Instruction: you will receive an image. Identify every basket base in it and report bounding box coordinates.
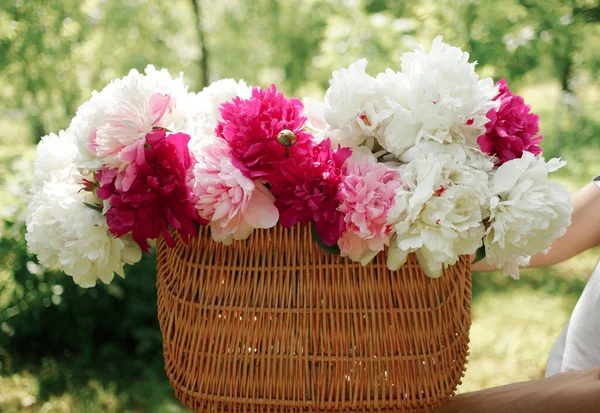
[171,386,445,413]
[156,225,471,413]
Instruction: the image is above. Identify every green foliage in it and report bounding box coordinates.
[0,160,158,360]
[2,0,598,143]
[0,0,198,142]
[0,159,177,411]
[203,0,331,95]
[0,366,190,412]
[411,0,600,89]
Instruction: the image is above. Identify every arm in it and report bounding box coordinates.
[435,367,600,413]
[473,181,600,272]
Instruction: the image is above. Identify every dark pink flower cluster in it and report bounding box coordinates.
[216,84,313,181]
[270,139,352,247]
[477,79,543,164]
[216,85,351,247]
[97,129,204,252]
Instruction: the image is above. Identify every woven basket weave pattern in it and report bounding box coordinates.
[156,225,471,412]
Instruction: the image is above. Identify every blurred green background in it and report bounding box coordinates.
[1,0,599,411]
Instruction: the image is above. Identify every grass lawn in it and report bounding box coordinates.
[1,81,598,411]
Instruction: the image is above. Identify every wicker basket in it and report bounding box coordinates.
[156,224,471,412]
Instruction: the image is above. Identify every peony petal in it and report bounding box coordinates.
[358,248,379,266]
[149,92,171,125]
[116,165,138,192]
[233,219,254,241]
[415,249,443,278]
[303,97,328,131]
[493,159,526,195]
[386,237,410,271]
[243,187,279,229]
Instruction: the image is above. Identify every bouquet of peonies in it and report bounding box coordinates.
[26,37,572,287]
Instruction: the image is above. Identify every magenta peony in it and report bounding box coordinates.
[271,139,351,247]
[190,137,279,244]
[216,85,312,180]
[338,148,401,264]
[477,79,543,164]
[97,129,202,252]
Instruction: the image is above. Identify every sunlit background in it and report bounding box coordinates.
[1,0,599,411]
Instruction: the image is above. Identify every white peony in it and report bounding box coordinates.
[301,97,329,142]
[378,36,499,158]
[142,65,191,130]
[318,59,393,149]
[28,125,143,287]
[69,65,190,172]
[398,140,495,172]
[197,78,252,122]
[484,152,572,279]
[69,87,113,170]
[373,69,416,156]
[387,144,490,277]
[26,180,142,288]
[179,91,216,146]
[187,78,252,148]
[31,129,79,193]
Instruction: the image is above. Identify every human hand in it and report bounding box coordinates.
[435,366,600,413]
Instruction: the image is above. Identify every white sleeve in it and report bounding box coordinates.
[556,263,600,373]
[545,321,569,377]
[546,176,600,376]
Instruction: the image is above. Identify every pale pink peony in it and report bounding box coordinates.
[337,148,401,265]
[190,137,279,244]
[477,79,543,165]
[97,91,172,192]
[78,66,191,191]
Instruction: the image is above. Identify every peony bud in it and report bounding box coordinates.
[79,177,99,193]
[277,129,297,147]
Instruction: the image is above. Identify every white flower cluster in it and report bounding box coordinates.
[389,143,570,279]
[26,130,142,287]
[309,59,393,148]
[484,152,573,279]
[386,37,499,151]
[309,37,572,278]
[387,143,491,278]
[306,36,499,158]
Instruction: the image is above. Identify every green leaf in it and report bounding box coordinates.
[310,222,341,256]
[472,245,486,265]
[83,202,103,213]
[152,126,172,133]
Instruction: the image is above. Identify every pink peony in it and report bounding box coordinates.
[271,139,352,247]
[190,138,279,244]
[477,79,543,164]
[90,91,174,192]
[97,129,202,252]
[216,85,312,180]
[337,149,401,264]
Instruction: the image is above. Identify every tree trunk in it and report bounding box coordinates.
[30,116,46,144]
[190,0,209,89]
[560,54,573,93]
[464,3,477,55]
